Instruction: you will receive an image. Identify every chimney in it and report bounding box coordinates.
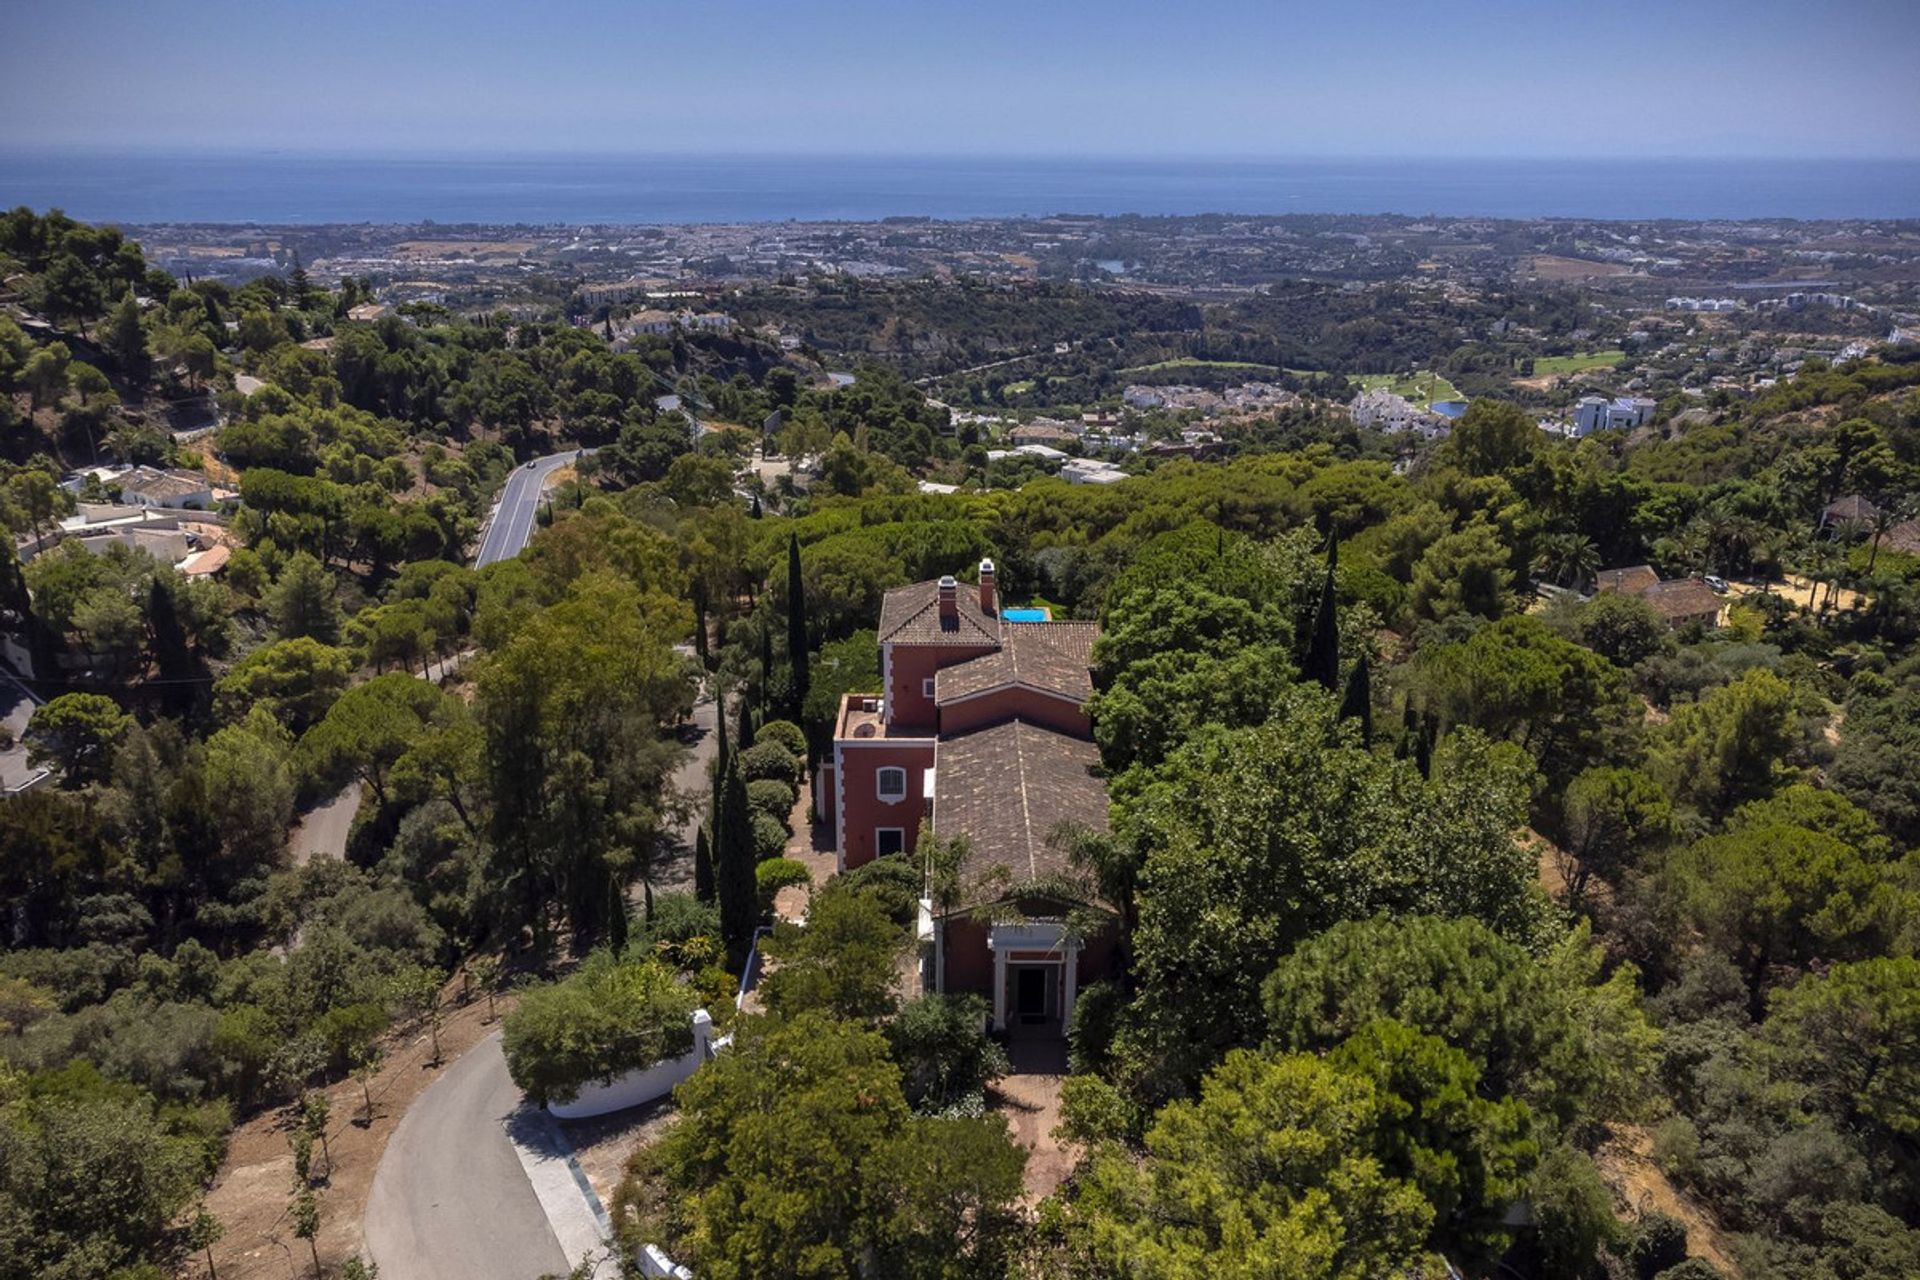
[937,575,958,626]
[978,559,996,615]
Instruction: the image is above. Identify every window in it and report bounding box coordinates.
[876,766,907,800]
[876,827,906,857]
[922,678,936,698]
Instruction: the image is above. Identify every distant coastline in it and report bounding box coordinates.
[2,152,1917,225]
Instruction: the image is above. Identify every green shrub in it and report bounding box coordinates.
[1655,1260,1723,1280]
[627,893,722,968]
[836,854,921,927]
[501,953,701,1107]
[748,778,797,826]
[752,812,789,860]
[754,719,807,759]
[1057,1073,1143,1148]
[1066,980,1124,1077]
[740,740,800,784]
[889,993,1007,1110]
[756,858,811,917]
[1625,1213,1689,1280]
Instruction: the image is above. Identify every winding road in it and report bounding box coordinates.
[474,451,585,569]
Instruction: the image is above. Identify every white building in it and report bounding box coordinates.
[1060,458,1127,485]
[1349,388,1445,438]
[117,466,214,510]
[1572,396,1658,438]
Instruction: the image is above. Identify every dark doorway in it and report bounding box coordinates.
[1016,966,1049,1023]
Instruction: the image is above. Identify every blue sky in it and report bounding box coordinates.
[4,0,1917,157]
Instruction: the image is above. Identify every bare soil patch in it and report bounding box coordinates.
[1596,1125,1742,1276]
[195,983,516,1280]
[1524,254,1635,281]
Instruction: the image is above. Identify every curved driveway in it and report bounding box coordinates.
[363,1032,569,1280]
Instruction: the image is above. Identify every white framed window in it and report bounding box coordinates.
[876,766,907,801]
[876,827,906,857]
[922,678,936,698]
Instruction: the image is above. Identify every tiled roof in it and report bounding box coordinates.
[119,467,210,501]
[934,719,1108,890]
[1641,577,1722,621]
[935,621,1098,705]
[1884,518,1920,556]
[1594,565,1660,597]
[1824,494,1880,523]
[877,578,1001,647]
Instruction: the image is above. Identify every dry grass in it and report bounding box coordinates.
[1524,254,1635,281]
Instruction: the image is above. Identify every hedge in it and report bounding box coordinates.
[501,953,701,1107]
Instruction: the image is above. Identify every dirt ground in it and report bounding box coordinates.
[990,1041,1075,1204]
[195,982,516,1280]
[1597,1126,1742,1276]
[1523,254,1636,281]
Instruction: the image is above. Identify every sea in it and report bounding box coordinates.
[1,153,1916,225]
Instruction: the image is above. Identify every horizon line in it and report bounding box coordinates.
[5,145,1920,164]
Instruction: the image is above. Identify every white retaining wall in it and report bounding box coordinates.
[546,1009,711,1120]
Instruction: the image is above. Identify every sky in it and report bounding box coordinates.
[3,0,1918,158]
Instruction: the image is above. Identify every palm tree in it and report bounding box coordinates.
[1865,499,1912,574]
[1802,541,1845,619]
[1531,532,1600,589]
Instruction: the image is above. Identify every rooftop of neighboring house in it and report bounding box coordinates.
[1640,577,1724,623]
[118,466,211,502]
[933,718,1109,900]
[1824,494,1880,523]
[1884,518,1920,556]
[1594,564,1661,597]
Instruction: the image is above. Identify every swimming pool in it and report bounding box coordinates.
[1003,607,1051,622]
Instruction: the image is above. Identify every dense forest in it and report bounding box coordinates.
[2,206,1920,1279]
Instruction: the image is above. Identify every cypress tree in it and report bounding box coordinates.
[737,690,755,754]
[1305,537,1340,692]
[749,493,763,519]
[147,578,200,719]
[693,824,715,903]
[786,533,809,719]
[715,750,756,966]
[759,623,773,708]
[1339,656,1372,746]
[691,579,710,670]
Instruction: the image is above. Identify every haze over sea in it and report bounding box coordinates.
[2,153,1918,226]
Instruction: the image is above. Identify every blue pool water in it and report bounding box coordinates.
[1003,608,1051,622]
[1431,400,1469,420]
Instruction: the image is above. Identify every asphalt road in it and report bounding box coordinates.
[474,451,581,569]
[362,1032,570,1280]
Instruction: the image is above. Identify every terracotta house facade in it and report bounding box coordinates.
[821,561,1112,1034]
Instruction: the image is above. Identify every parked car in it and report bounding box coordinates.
[1704,574,1729,593]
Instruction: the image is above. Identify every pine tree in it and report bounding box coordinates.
[786,533,810,719]
[105,291,149,380]
[715,750,756,966]
[694,824,715,902]
[1339,655,1372,746]
[1304,537,1341,692]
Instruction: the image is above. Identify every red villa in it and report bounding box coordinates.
[820,560,1114,1035]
